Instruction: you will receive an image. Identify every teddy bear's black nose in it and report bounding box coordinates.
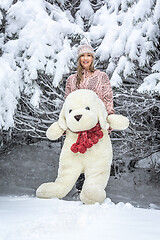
[74,114,82,121]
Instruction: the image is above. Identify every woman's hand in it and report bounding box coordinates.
[108,126,113,134]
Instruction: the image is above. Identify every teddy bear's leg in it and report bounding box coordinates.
[36,161,83,199]
[80,163,111,204]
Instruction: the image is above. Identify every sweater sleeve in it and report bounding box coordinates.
[64,75,72,99]
[100,73,115,115]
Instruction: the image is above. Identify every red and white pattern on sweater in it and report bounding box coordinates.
[65,70,115,115]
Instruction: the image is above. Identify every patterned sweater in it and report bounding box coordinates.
[65,69,115,115]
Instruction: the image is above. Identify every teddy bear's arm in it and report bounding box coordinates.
[107,114,129,130]
[46,122,65,140]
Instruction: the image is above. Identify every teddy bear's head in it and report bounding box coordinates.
[58,89,109,132]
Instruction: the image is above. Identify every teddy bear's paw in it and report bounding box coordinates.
[107,114,129,130]
[46,122,64,140]
[80,186,106,204]
[36,182,68,199]
[36,182,57,199]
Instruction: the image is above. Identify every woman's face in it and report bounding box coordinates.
[80,53,93,70]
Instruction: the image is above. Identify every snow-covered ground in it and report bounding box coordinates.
[0,196,160,240]
[0,142,160,240]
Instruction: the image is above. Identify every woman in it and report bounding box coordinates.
[65,44,115,193]
[65,44,115,115]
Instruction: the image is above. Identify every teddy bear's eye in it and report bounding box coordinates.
[85,107,90,110]
[69,109,72,113]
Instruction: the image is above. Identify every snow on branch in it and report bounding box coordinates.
[0,0,159,132]
[90,0,159,89]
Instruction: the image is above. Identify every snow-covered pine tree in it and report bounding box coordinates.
[0,0,159,172]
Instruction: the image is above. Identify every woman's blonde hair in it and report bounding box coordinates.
[76,56,95,88]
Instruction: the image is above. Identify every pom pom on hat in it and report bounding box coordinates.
[78,44,95,58]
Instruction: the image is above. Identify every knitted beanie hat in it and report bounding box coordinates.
[78,44,95,58]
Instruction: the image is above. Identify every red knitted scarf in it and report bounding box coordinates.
[71,122,103,154]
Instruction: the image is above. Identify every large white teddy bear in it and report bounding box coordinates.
[36,89,129,204]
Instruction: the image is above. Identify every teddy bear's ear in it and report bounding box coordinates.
[97,99,109,130]
[58,103,67,131]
